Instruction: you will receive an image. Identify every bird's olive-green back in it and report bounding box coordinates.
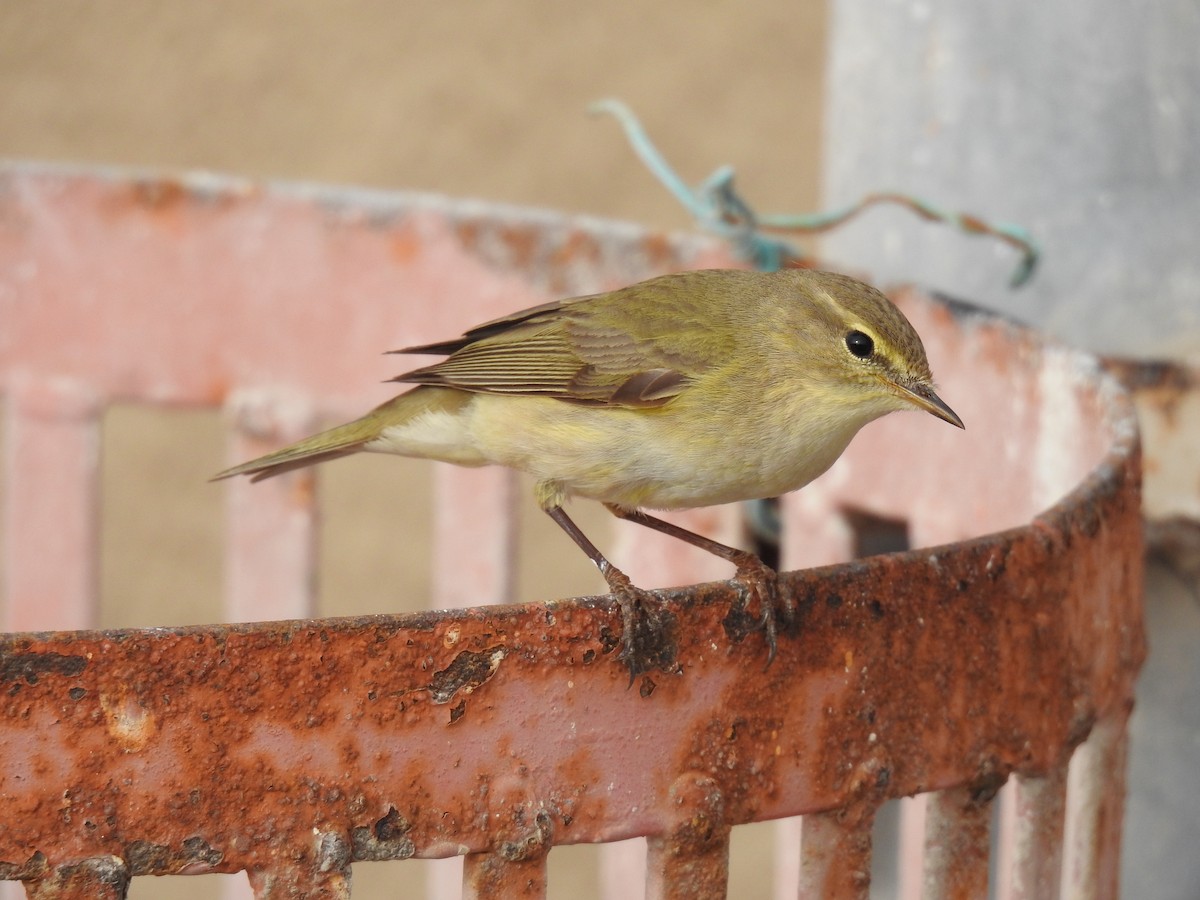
[390,268,931,408]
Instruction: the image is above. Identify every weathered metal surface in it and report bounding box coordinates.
[0,449,1143,890]
[20,856,128,900]
[1105,359,1200,525]
[1,378,101,632]
[223,394,321,624]
[0,165,731,414]
[644,774,729,900]
[1106,357,1200,591]
[922,785,993,900]
[797,810,874,900]
[0,166,1145,897]
[1062,716,1131,900]
[1003,767,1068,900]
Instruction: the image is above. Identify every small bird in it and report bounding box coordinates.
[215,268,962,676]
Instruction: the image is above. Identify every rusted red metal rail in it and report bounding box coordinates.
[0,166,1144,898]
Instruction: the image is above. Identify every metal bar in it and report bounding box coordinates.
[427,465,518,900]
[222,392,320,623]
[1,378,101,632]
[644,774,729,900]
[462,851,547,899]
[460,775,552,900]
[797,810,874,900]
[0,488,1142,888]
[895,795,927,900]
[600,839,646,900]
[772,818,801,900]
[922,785,994,899]
[1000,766,1068,900]
[1062,715,1131,900]
[0,166,1147,900]
[605,503,742,900]
[432,466,518,611]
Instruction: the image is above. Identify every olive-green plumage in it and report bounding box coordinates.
[215,268,959,505]
[215,268,961,673]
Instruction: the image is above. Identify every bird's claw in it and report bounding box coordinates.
[604,569,679,684]
[725,559,791,666]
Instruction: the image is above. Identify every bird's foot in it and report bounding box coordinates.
[724,556,792,665]
[602,567,679,684]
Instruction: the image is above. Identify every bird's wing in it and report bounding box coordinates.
[389,290,722,408]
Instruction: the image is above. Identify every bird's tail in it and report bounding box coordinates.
[211,419,376,483]
[212,386,467,483]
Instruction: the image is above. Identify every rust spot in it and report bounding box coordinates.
[0,651,86,685]
[132,178,187,210]
[639,676,657,699]
[99,692,157,751]
[351,806,416,861]
[390,228,422,264]
[125,837,222,876]
[640,232,676,270]
[549,229,602,271]
[0,851,48,882]
[373,806,408,841]
[427,646,506,704]
[1105,355,1199,428]
[498,809,553,862]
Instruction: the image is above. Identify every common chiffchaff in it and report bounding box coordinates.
[216,268,963,676]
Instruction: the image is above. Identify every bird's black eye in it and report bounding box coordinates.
[845,330,874,359]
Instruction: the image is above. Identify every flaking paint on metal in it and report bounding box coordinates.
[0,448,1141,879]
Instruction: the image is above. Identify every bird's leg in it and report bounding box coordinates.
[603,504,792,664]
[544,506,677,681]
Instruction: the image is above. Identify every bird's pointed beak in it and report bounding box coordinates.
[896,381,965,429]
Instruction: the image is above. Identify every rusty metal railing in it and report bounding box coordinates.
[0,166,1144,898]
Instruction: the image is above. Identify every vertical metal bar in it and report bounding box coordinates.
[600,839,647,900]
[1,377,101,631]
[428,856,466,900]
[645,832,730,900]
[922,785,993,900]
[462,852,548,900]
[797,809,875,900]
[460,784,552,900]
[222,392,320,623]
[645,775,730,900]
[428,465,518,900]
[431,466,518,610]
[895,795,927,900]
[773,818,801,900]
[778,496,857,900]
[221,393,321,900]
[1062,715,1130,900]
[996,765,1068,900]
[602,507,739,900]
[995,780,1019,900]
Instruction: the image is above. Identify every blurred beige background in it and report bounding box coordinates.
[0,3,826,898]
